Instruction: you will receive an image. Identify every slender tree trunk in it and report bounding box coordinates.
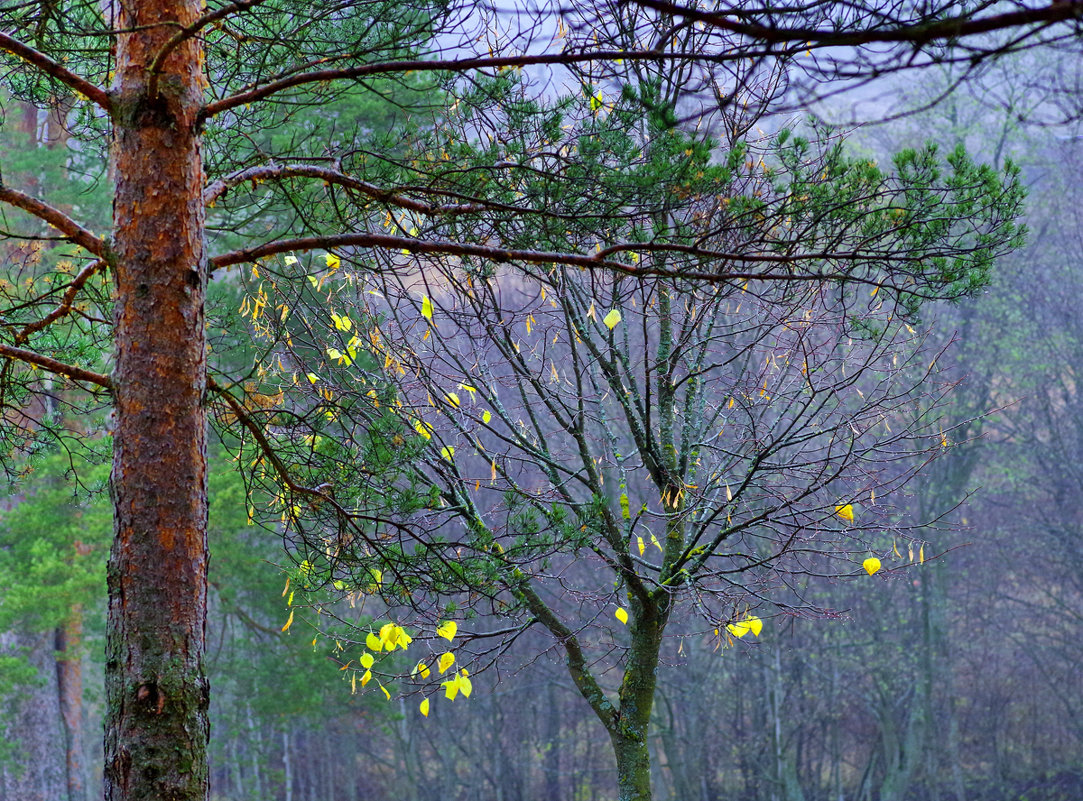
[610,596,668,801]
[0,629,67,801]
[103,2,210,801]
[56,615,88,801]
[542,682,561,801]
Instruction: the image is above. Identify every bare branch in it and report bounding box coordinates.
[0,186,108,259]
[202,49,745,119]
[0,342,111,389]
[629,0,1083,49]
[0,32,112,112]
[204,163,489,215]
[14,259,108,345]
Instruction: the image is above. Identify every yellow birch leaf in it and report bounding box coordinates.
[603,308,622,329]
[615,607,629,624]
[324,252,340,270]
[863,557,882,576]
[440,446,455,461]
[445,392,460,408]
[360,652,374,669]
[727,620,751,638]
[637,536,645,556]
[420,698,430,717]
[490,458,497,482]
[366,632,382,651]
[436,621,458,641]
[361,670,371,687]
[482,409,492,424]
[444,676,460,700]
[421,296,433,320]
[458,671,472,698]
[835,504,854,523]
[351,671,356,694]
[438,652,455,674]
[380,684,391,701]
[747,616,763,636]
[650,533,663,552]
[413,661,431,679]
[307,373,319,384]
[281,609,294,632]
[284,254,298,265]
[919,544,925,564]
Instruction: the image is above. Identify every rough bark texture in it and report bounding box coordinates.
[103,1,210,800]
[612,597,668,801]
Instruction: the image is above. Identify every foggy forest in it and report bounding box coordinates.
[0,2,1080,801]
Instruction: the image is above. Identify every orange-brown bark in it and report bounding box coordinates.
[103,1,209,800]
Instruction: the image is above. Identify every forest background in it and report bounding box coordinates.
[0,2,1081,801]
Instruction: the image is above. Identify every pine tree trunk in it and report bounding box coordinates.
[103,1,210,801]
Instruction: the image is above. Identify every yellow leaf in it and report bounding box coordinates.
[360,670,372,687]
[615,607,629,624]
[445,392,461,408]
[863,557,882,576]
[436,621,458,641]
[440,446,455,461]
[360,652,374,669]
[366,632,382,651]
[414,661,431,679]
[324,252,340,270]
[438,652,455,674]
[444,676,460,700]
[482,410,492,424]
[746,616,763,636]
[284,254,298,266]
[307,373,320,384]
[420,698,430,717]
[650,533,663,552]
[421,296,433,320]
[919,544,925,564]
[727,620,751,638]
[380,684,391,701]
[637,536,645,556]
[835,504,854,523]
[331,312,352,332]
[281,609,294,633]
[603,308,622,330]
[458,670,473,698]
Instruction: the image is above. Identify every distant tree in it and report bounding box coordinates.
[235,28,1023,799]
